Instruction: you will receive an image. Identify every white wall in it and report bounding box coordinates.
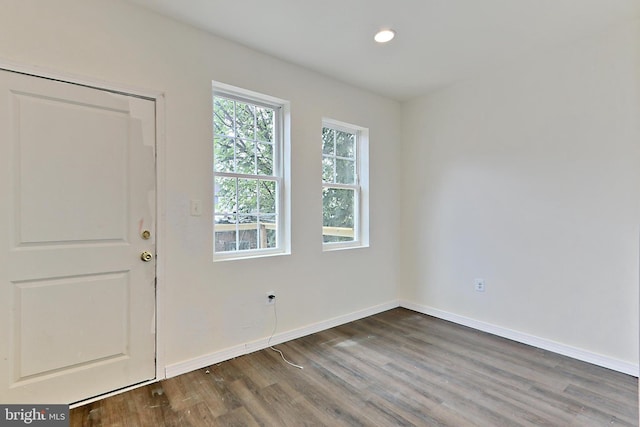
[0,0,401,369]
[400,19,640,367]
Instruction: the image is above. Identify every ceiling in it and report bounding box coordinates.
[127,0,639,101]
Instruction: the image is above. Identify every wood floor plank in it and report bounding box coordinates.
[336,323,552,425]
[227,377,288,426]
[279,341,388,426]
[70,308,638,426]
[212,406,260,427]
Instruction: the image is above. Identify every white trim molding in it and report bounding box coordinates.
[0,59,163,100]
[165,300,400,378]
[399,300,639,377]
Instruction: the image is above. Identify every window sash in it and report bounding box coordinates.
[322,127,359,186]
[322,183,360,245]
[213,92,284,258]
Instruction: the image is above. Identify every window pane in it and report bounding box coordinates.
[235,102,255,140]
[238,215,258,250]
[256,142,273,175]
[336,158,355,184]
[260,215,277,248]
[215,215,237,252]
[322,127,335,155]
[236,139,256,174]
[214,137,234,173]
[214,177,236,214]
[213,97,234,137]
[335,130,355,158]
[255,106,274,143]
[322,156,334,183]
[237,179,258,214]
[258,180,276,213]
[322,187,355,243]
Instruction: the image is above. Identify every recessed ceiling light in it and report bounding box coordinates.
[374,29,395,43]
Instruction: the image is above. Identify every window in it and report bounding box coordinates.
[322,120,369,249]
[213,84,289,260]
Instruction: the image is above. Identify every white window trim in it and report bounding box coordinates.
[322,118,369,251]
[212,81,291,261]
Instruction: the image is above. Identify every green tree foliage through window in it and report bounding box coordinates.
[322,125,358,244]
[213,95,279,253]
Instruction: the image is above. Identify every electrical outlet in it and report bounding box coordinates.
[266,291,276,305]
[474,279,486,292]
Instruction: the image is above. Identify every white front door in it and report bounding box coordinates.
[0,69,156,404]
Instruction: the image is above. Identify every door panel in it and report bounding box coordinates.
[17,273,129,378]
[0,70,156,404]
[15,90,129,244]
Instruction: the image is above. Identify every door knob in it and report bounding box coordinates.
[140,251,153,262]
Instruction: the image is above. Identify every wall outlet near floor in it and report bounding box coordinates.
[266,291,276,305]
[474,279,486,292]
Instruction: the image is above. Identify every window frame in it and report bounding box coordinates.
[212,82,290,261]
[322,118,369,251]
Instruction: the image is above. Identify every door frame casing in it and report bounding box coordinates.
[0,59,167,405]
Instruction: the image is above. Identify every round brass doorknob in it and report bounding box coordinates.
[140,251,153,262]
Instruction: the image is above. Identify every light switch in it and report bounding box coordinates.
[190,199,202,216]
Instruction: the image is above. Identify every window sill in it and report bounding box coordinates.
[322,242,369,252]
[213,248,290,262]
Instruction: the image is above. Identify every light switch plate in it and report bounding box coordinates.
[190,199,202,216]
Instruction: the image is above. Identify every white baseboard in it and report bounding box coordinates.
[399,300,639,377]
[164,300,400,379]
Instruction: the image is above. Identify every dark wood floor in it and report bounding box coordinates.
[70,308,638,426]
